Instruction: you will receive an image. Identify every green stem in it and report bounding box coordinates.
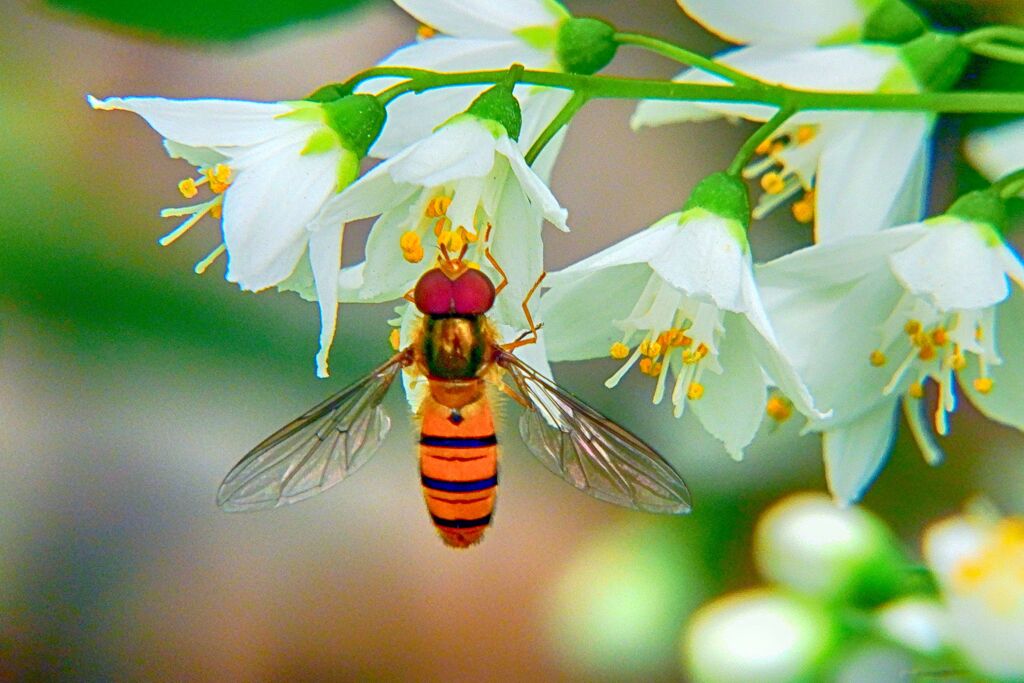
[525,90,589,166]
[345,66,1024,114]
[726,106,795,177]
[992,167,1024,198]
[969,41,1024,65]
[613,32,761,88]
[960,25,1024,47]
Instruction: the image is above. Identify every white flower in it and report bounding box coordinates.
[965,117,1024,185]
[758,201,1024,503]
[314,107,568,334]
[923,509,1024,678]
[362,0,574,166]
[542,177,822,460]
[632,8,934,243]
[684,589,837,683]
[88,94,386,378]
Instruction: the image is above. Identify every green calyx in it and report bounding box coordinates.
[682,172,751,231]
[862,0,927,44]
[900,31,971,91]
[947,189,1009,236]
[321,94,387,158]
[466,83,523,140]
[306,82,354,102]
[556,17,618,75]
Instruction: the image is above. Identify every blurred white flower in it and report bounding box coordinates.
[965,117,1024,186]
[758,195,1024,503]
[89,94,386,377]
[684,588,837,683]
[923,509,1024,678]
[755,492,904,602]
[315,93,568,334]
[543,174,822,460]
[632,8,936,243]
[877,596,947,656]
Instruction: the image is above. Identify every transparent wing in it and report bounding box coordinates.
[217,351,410,512]
[496,348,692,514]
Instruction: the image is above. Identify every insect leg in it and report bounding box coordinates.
[484,247,509,295]
[502,272,546,351]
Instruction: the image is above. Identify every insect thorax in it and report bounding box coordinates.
[422,315,489,380]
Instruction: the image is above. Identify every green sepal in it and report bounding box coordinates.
[322,94,387,158]
[556,17,617,75]
[682,172,751,230]
[900,31,971,91]
[306,82,354,102]
[466,84,523,141]
[862,0,927,44]
[947,189,1009,237]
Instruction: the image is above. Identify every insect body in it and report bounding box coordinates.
[217,257,691,548]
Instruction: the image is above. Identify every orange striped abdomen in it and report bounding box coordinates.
[419,388,497,549]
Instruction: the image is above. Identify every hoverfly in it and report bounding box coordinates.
[217,247,691,547]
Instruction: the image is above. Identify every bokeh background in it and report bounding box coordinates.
[2,0,1022,680]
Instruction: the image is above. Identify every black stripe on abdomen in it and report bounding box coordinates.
[431,513,493,529]
[421,474,498,492]
[420,434,498,448]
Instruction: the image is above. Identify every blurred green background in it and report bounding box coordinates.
[2,0,1022,680]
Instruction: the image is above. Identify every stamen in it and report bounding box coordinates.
[652,349,672,405]
[389,329,401,351]
[207,164,232,194]
[433,217,451,237]
[931,327,948,346]
[908,382,924,399]
[742,155,777,179]
[754,139,772,156]
[760,172,786,195]
[766,395,792,422]
[795,125,816,144]
[193,243,226,274]
[400,231,424,263]
[791,195,814,224]
[883,347,920,395]
[752,179,803,219]
[609,342,630,360]
[918,344,936,361]
[869,350,887,367]
[687,382,704,400]
[425,195,451,218]
[904,320,922,336]
[605,344,645,388]
[671,364,695,418]
[178,178,199,199]
[974,377,994,394]
[209,203,222,220]
[158,197,221,246]
[417,24,437,39]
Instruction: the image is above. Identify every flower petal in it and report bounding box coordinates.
[649,215,748,312]
[388,118,498,187]
[487,183,544,330]
[822,398,899,505]
[963,287,1024,431]
[163,140,226,167]
[691,312,769,460]
[964,117,1024,182]
[815,113,933,242]
[310,224,344,378]
[394,0,567,39]
[356,195,426,301]
[677,0,869,46]
[222,133,339,291]
[495,134,569,231]
[545,215,678,284]
[315,160,416,229]
[87,95,305,148]
[540,264,653,361]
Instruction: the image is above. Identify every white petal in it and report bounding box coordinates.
[495,135,569,231]
[519,87,573,159]
[691,313,769,460]
[337,262,366,302]
[822,398,899,505]
[923,516,988,582]
[398,303,429,412]
[357,196,426,301]
[87,95,304,148]
[361,38,551,158]
[540,264,653,361]
[222,135,338,291]
[163,140,226,167]
[310,225,343,378]
[545,216,678,284]
[394,0,567,39]
[877,598,948,655]
[388,118,498,187]
[963,287,1024,431]
[815,113,934,242]
[314,159,415,229]
[649,215,748,312]
[677,0,868,46]
[488,173,544,330]
[964,117,1024,182]
[889,220,1011,311]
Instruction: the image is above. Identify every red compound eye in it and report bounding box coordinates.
[413,268,495,315]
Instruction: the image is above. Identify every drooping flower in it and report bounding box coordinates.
[965,116,1024,185]
[313,84,568,335]
[88,93,386,377]
[633,3,965,242]
[542,173,823,460]
[758,190,1024,502]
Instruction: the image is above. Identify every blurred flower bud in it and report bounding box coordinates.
[556,17,617,75]
[876,596,947,655]
[683,589,837,683]
[754,492,909,606]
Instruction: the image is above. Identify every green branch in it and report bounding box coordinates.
[613,32,761,88]
[525,90,589,166]
[726,106,795,178]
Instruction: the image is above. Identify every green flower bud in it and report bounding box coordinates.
[900,32,971,92]
[556,17,618,75]
[322,94,386,158]
[754,493,911,608]
[466,83,523,140]
[862,0,927,44]
[306,82,353,103]
[682,172,751,232]
[947,189,1009,235]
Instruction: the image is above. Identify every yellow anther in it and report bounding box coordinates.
[766,395,793,422]
[207,164,232,193]
[209,203,223,220]
[677,334,693,348]
[461,226,478,243]
[389,329,401,351]
[425,195,451,218]
[645,341,663,358]
[950,352,967,370]
[404,246,424,263]
[770,141,785,156]
[638,339,652,356]
[687,382,705,400]
[974,377,994,394]
[417,24,437,39]
[433,216,451,237]
[465,261,480,270]
[638,358,654,375]
[178,178,198,199]
[975,325,985,342]
[760,172,785,194]
[755,139,773,155]
[446,229,465,253]
[400,230,421,252]
[918,344,936,361]
[791,199,814,224]
[869,350,887,367]
[908,382,924,399]
[931,328,948,346]
[904,320,922,336]
[695,343,709,359]
[796,125,816,144]
[649,361,663,376]
[912,331,930,348]
[610,342,630,360]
